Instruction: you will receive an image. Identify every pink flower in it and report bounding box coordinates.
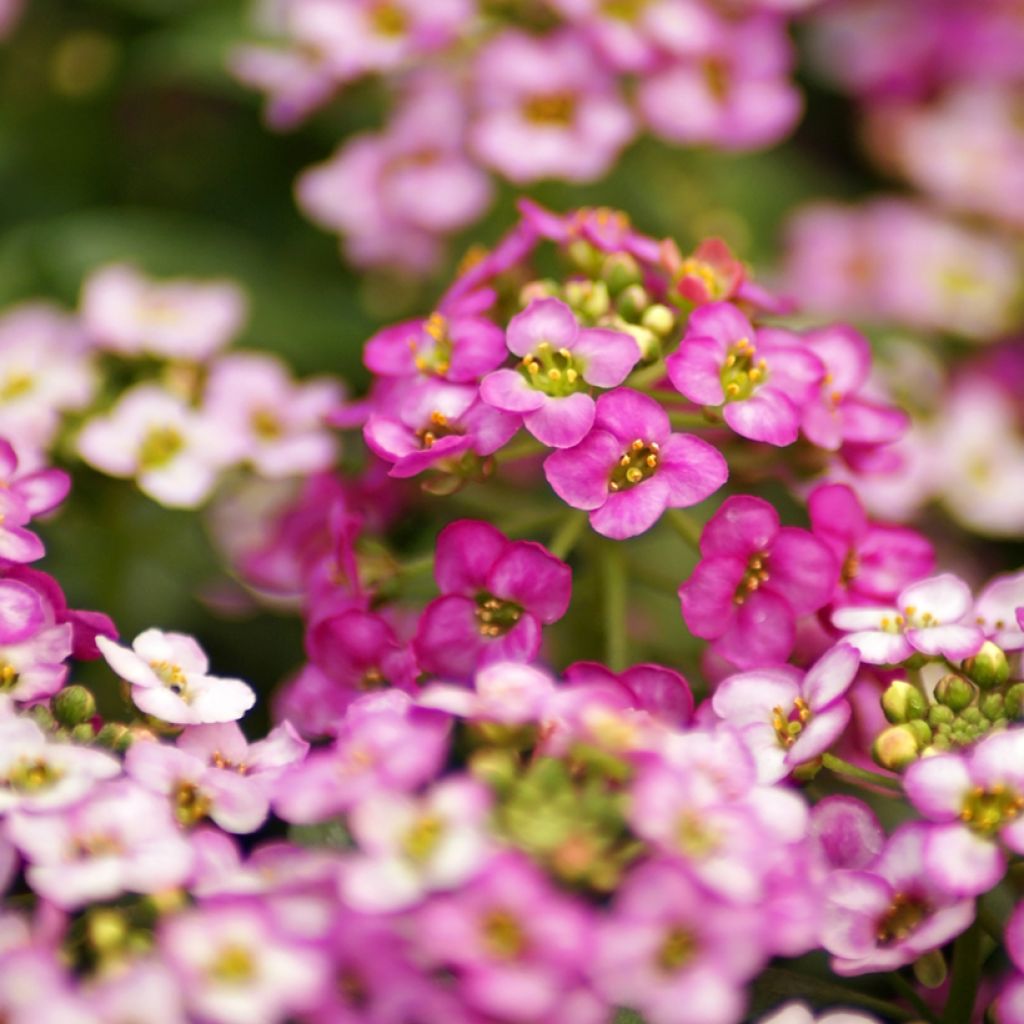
[544,388,727,539]
[563,660,695,726]
[663,238,747,306]
[480,297,641,449]
[340,776,491,912]
[413,519,572,679]
[204,352,341,478]
[97,628,255,725]
[5,779,194,908]
[975,571,1024,651]
[712,644,860,783]
[419,661,558,725]
[904,728,1024,896]
[808,796,885,873]
[679,495,838,669]
[667,303,823,446]
[80,264,246,361]
[76,384,236,507]
[639,16,802,151]
[0,579,73,704]
[470,30,635,184]
[821,822,974,976]
[0,440,69,564]
[417,852,593,1022]
[160,899,327,1024]
[831,573,985,665]
[124,738,269,834]
[807,482,934,606]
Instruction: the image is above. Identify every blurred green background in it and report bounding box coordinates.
[0,0,872,710]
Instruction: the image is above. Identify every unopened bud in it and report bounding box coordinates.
[935,674,974,713]
[913,949,947,989]
[71,722,96,743]
[882,681,927,723]
[640,303,675,337]
[928,704,955,727]
[872,724,921,771]
[27,703,56,732]
[567,240,601,275]
[963,641,1010,691]
[616,283,650,321]
[905,719,933,747]
[1005,683,1024,720]
[601,252,642,294]
[52,685,97,728]
[980,692,1005,722]
[96,722,133,752]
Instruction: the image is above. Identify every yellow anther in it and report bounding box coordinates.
[558,347,572,359]
[626,468,643,484]
[425,312,446,341]
[527,363,540,375]
[725,383,740,397]
[548,368,562,381]
[645,454,658,468]
[619,455,631,467]
[724,354,736,368]
[566,369,578,383]
[632,439,644,450]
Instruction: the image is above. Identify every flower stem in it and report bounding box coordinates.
[667,411,715,429]
[601,544,629,672]
[626,359,667,390]
[493,435,546,464]
[820,753,903,792]
[889,971,942,1024]
[755,968,920,1021]
[664,508,703,551]
[548,510,588,561]
[942,921,981,1024]
[395,553,435,578]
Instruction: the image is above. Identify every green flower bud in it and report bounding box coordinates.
[963,641,1010,691]
[616,284,650,321]
[928,704,956,727]
[520,279,559,305]
[71,722,96,743]
[980,693,1005,721]
[27,703,56,732]
[882,680,928,723]
[1004,683,1024,720]
[96,722,133,752]
[934,674,975,713]
[601,252,642,294]
[640,303,675,337]
[567,240,602,276]
[960,706,983,725]
[872,725,921,771]
[52,685,97,728]
[913,949,947,989]
[563,279,610,320]
[905,719,933,747]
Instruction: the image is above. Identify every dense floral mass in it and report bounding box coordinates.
[0,188,1023,1024]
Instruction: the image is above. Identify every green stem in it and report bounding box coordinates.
[820,753,903,792]
[664,508,703,551]
[667,411,714,429]
[493,435,546,464]
[548,510,588,561]
[943,920,981,1024]
[889,971,942,1024]
[626,359,667,390]
[394,553,435,578]
[755,968,919,1021]
[601,544,629,672]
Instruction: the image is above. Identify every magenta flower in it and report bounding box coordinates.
[413,520,571,679]
[544,388,727,539]
[364,310,506,384]
[831,573,985,665]
[470,30,635,184]
[419,661,557,725]
[904,729,1024,896]
[176,721,308,786]
[563,661,695,726]
[667,303,823,446]
[679,495,838,669]
[341,776,491,913]
[0,579,73,704]
[809,796,885,874]
[821,823,974,975]
[975,570,1024,651]
[481,297,641,449]
[0,440,69,564]
[417,852,593,1022]
[160,899,327,1024]
[97,628,256,725]
[807,483,934,606]
[712,644,860,783]
[5,779,194,909]
[364,378,517,478]
[592,858,766,1024]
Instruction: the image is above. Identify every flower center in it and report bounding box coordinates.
[357,667,389,691]
[675,812,719,858]
[71,833,123,859]
[875,893,930,945]
[5,756,63,793]
[138,426,184,470]
[402,814,444,863]
[720,337,767,403]
[416,410,462,449]
[960,784,1024,836]
[0,371,34,401]
[209,944,256,984]
[771,697,811,749]
[149,660,191,701]
[601,0,648,19]
[702,57,731,102]
[841,550,860,585]
[481,909,528,960]
[657,926,698,973]
[475,593,524,638]
[410,313,453,376]
[609,438,660,493]
[369,1,408,37]
[0,662,19,691]
[523,91,577,127]
[519,341,586,398]
[210,751,250,774]
[733,551,770,605]
[174,780,212,827]
[250,408,282,440]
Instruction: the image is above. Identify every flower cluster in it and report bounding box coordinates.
[3,203,1024,1024]
[233,0,813,272]
[0,265,341,508]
